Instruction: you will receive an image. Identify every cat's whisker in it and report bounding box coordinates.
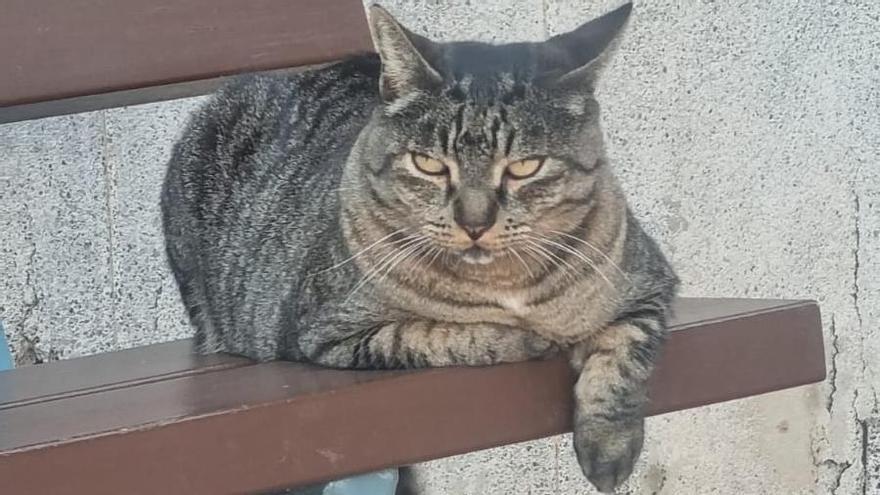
[527,243,579,283]
[343,235,422,295]
[407,244,439,274]
[549,229,630,282]
[368,239,433,292]
[521,245,552,274]
[415,244,439,268]
[346,236,431,301]
[523,240,579,283]
[502,249,514,265]
[425,246,445,271]
[309,227,411,277]
[441,250,452,267]
[507,247,535,280]
[526,234,615,289]
[501,250,517,275]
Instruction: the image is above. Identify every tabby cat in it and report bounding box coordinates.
[161,2,678,493]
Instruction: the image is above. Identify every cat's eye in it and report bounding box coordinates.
[411,153,448,176]
[506,158,544,180]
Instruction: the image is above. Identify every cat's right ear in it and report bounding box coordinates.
[368,4,443,102]
[540,2,633,92]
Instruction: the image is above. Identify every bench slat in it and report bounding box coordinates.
[0,339,250,410]
[0,298,824,495]
[0,0,373,123]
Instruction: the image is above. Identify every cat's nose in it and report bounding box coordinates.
[462,224,490,240]
[453,188,498,241]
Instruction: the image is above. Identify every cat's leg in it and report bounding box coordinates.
[290,321,552,495]
[568,308,666,493]
[298,320,556,369]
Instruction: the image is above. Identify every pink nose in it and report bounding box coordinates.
[462,224,490,240]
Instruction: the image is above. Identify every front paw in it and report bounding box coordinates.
[523,333,559,360]
[573,416,644,493]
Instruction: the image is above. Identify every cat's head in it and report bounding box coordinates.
[352,3,631,268]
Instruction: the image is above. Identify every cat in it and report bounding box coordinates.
[161,2,678,493]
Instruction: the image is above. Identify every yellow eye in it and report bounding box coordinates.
[411,153,448,176]
[506,158,544,179]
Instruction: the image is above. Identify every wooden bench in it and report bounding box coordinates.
[0,298,823,494]
[0,1,826,494]
[0,0,373,123]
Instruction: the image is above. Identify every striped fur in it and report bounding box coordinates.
[161,3,677,493]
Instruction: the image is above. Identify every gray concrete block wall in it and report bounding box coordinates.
[1,115,117,361]
[0,0,877,493]
[1,107,201,362]
[102,101,207,348]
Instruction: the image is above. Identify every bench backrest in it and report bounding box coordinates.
[0,0,372,123]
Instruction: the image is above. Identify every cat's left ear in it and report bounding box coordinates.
[368,4,443,102]
[541,2,633,91]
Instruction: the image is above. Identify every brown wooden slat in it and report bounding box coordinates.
[648,299,824,414]
[0,339,251,410]
[0,0,373,123]
[0,66,316,125]
[667,297,800,327]
[0,298,824,495]
[0,362,400,451]
[0,76,224,124]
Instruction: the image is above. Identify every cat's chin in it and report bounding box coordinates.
[459,246,495,265]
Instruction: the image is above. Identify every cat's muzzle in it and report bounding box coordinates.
[460,246,495,265]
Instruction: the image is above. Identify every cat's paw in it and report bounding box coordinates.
[522,333,559,359]
[573,416,644,493]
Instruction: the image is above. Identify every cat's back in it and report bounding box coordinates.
[162,54,381,254]
[164,54,381,211]
[160,55,381,358]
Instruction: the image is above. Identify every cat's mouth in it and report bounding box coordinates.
[460,246,495,265]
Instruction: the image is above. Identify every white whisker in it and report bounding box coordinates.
[508,247,535,280]
[524,240,579,282]
[368,240,432,292]
[344,235,421,294]
[528,234,614,289]
[521,245,552,274]
[549,229,630,281]
[425,247,445,270]
[309,227,410,277]
[345,236,430,301]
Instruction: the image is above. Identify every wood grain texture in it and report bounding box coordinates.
[0,339,251,410]
[0,0,373,122]
[0,298,825,495]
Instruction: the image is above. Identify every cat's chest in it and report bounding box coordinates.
[479,283,617,342]
[387,279,611,342]
[359,275,626,346]
[495,294,529,316]
[384,280,527,325]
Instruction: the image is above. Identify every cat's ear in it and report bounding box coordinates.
[368,4,443,102]
[541,2,632,90]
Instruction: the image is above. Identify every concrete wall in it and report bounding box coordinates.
[1,1,877,493]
